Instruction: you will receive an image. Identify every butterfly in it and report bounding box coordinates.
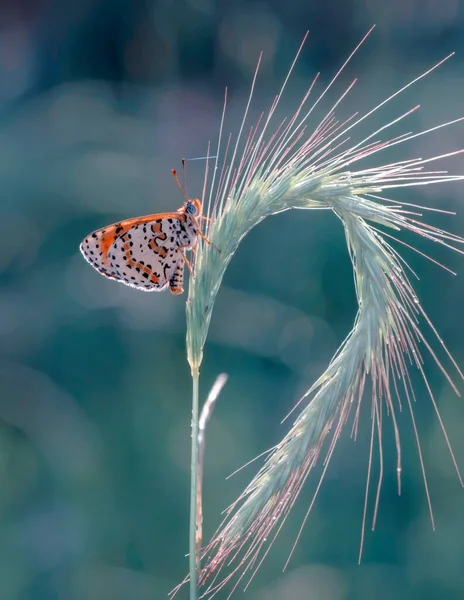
[79,170,214,294]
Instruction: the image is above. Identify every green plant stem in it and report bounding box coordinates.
[189,366,200,600]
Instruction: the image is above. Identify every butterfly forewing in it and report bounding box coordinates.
[80,210,199,293]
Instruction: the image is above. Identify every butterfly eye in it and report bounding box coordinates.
[186,202,197,215]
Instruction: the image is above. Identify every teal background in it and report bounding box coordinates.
[1,1,464,599]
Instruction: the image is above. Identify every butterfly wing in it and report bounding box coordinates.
[80,213,187,292]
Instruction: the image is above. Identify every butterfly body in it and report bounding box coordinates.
[80,199,202,293]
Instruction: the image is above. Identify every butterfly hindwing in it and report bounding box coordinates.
[107,219,183,291]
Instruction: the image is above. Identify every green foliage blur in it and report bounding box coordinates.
[1,1,464,599]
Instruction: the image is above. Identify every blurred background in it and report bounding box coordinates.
[1,0,464,599]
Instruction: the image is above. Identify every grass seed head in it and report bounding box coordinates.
[179,28,464,599]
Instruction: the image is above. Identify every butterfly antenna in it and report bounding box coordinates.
[171,168,189,202]
[181,158,189,198]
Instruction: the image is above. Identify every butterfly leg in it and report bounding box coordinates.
[197,229,220,253]
[190,244,198,269]
[178,248,195,278]
[169,260,185,295]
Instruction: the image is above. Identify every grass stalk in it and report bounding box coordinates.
[189,366,200,600]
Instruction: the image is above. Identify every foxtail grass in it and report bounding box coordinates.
[177,27,464,599]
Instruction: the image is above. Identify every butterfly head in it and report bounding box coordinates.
[184,198,202,217]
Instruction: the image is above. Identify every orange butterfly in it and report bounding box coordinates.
[80,170,213,294]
